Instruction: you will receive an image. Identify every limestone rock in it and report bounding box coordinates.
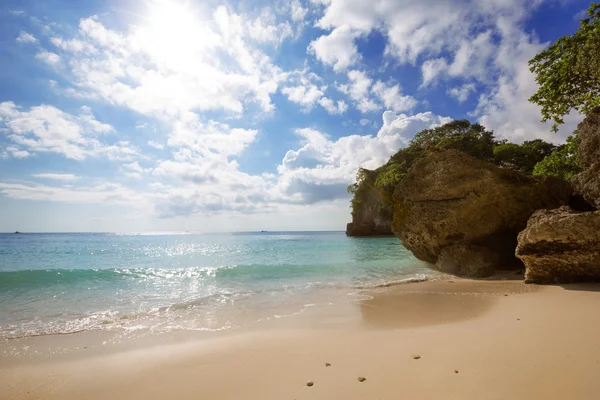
[572,164,600,209]
[573,108,600,209]
[346,187,393,236]
[436,243,498,278]
[392,150,571,277]
[516,206,600,283]
[576,107,600,168]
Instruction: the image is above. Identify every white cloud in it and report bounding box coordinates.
[420,58,448,87]
[290,0,308,22]
[2,146,31,159]
[318,97,348,114]
[245,10,293,45]
[309,25,360,71]
[33,173,79,181]
[147,140,164,150]
[448,83,476,103]
[35,51,60,66]
[0,102,136,160]
[372,81,417,112]
[16,31,37,44]
[274,111,451,203]
[472,18,579,142]
[0,181,150,208]
[121,161,146,178]
[282,85,325,108]
[337,70,416,113]
[359,118,370,126]
[43,6,286,118]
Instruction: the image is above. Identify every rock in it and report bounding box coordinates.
[573,164,600,209]
[576,107,600,168]
[358,377,366,382]
[346,169,394,236]
[306,381,314,387]
[392,150,571,277]
[573,108,600,209]
[454,370,459,374]
[413,355,421,360]
[436,243,498,278]
[325,363,331,367]
[516,206,600,283]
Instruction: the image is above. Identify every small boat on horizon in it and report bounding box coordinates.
[14,231,21,234]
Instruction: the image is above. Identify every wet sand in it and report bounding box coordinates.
[2,278,600,399]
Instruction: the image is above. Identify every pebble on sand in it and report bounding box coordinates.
[358,377,366,382]
[306,381,314,387]
[325,363,331,367]
[454,370,459,374]
[413,355,421,359]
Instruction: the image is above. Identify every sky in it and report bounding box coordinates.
[0,0,590,232]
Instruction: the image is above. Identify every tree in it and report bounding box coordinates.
[494,139,557,173]
[532,134,583,179]
[529,3,600,132]
[410,120,497,162]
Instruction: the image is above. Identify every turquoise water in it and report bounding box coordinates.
[0,232,429,339]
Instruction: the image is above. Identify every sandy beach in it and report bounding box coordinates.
[2,278,600,400]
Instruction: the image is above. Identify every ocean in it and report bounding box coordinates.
[0,232,431,340]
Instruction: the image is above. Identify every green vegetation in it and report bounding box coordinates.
[529,3,600,132]
[532,133,583,180]
[348,121,583,216]
[494,139,557,174]
[348,120,499,215]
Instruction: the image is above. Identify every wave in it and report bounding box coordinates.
[353,274,430,289]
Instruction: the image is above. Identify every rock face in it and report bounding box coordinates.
[573,107,600,209]
[392,150,571,277]
[516,206,600,283]
[346,187,393,236]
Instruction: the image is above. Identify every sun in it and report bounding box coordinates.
[134,0,210,70]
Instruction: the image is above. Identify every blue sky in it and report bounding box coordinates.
[0,0,590,232]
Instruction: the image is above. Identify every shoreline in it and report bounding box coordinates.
[3,277,600,399]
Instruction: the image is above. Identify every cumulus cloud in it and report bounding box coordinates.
[282,84,325,108]
[337,70,416,113]
[35,51,60,66]
[274,111,451,203]
[472,19,580,142]
[0,102,136,160]
[41,6,287,118]
[448,83,476,103]
[318,97,348,114]
[16,31,37,44]
[309,25,360,71]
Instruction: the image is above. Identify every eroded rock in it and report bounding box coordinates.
[573,108,600,209]
[392,150,571,277]
[516,206,600,283]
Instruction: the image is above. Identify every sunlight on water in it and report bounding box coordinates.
[0,232,431,339]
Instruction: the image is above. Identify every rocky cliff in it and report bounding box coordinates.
[392,150,571,277]
[516,110,600,283]
[516,207,600,283]
[572,107,600,209]
[346,184,393,236]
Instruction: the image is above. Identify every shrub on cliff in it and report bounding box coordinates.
[533,133,583,179]
[494,139,557,174]
[529,3,600,132]
[348,120,498,216]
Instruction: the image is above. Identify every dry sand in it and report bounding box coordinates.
[2,278,600,400]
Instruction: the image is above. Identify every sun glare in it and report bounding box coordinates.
[136,0,208,68]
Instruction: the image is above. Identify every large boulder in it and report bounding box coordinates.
[392,150,571,277]
[516,206,600,283]
[572,107,600,209]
